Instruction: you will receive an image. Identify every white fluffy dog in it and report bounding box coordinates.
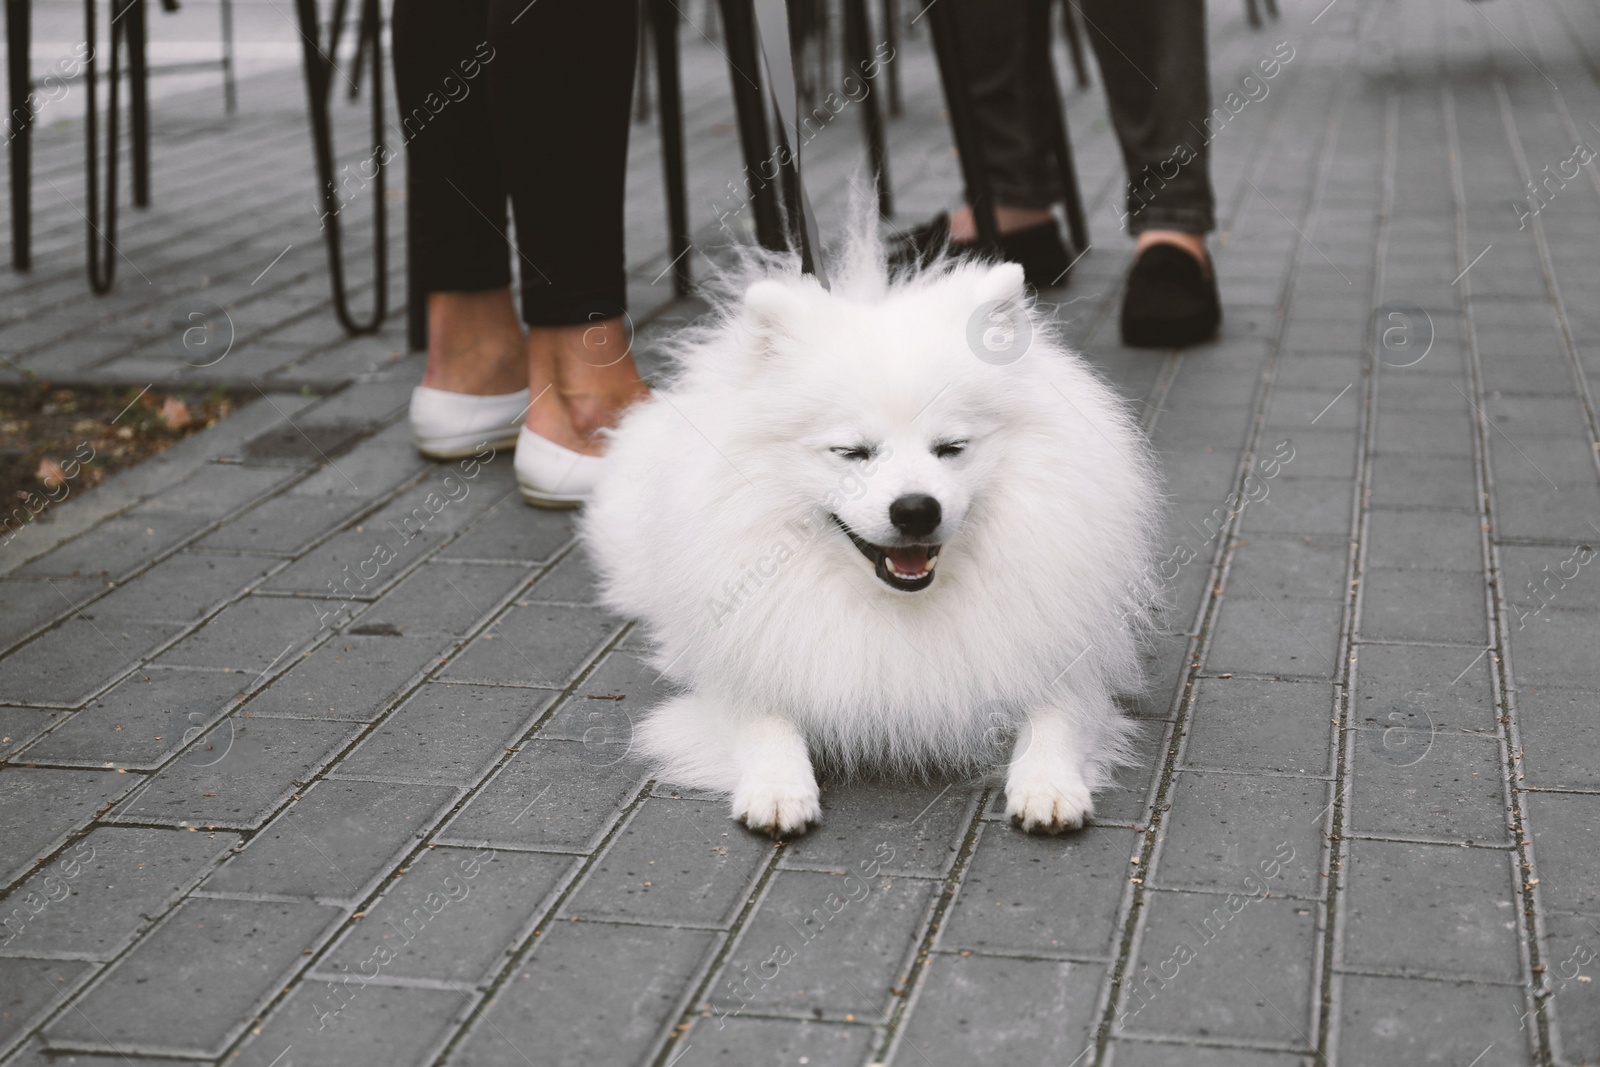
[582,229,1163,836]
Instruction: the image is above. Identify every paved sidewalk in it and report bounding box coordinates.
[3,0,1600,1064]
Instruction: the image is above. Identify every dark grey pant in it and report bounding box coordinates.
[950,0,1216,235]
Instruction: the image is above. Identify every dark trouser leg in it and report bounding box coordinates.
[1077,0,1215,235]
[947,0,1057,210]
[487,0,639,327]
[391,0,512,293]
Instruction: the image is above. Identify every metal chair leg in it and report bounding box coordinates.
[924,0,999,250]
[1031,0,1086,255]
[649,0,691,296]
[1245,0,1262,29]
[220,0,237,113]
[127,0,151,207]
[716,0,785,252]
[842,0,891,218]
[880,0,901,117]
[634,2,653,123]
[296,0,387,334]
[1059,0,1090,89]
[85,0,131,293]
[1262,0,1279,19]
[6,0,32,271]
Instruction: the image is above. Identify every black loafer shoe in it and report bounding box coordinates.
[1120,243,1222,348]
[888,212,1077,288]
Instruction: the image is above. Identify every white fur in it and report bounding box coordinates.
[581,222,1164,836]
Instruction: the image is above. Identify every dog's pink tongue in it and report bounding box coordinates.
[886,546,931,575]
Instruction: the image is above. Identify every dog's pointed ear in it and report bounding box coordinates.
[743,279,811,356]
[973,262,1026,307]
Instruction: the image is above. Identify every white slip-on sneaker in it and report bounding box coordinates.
[409,385,529,459]
[515,424,604,509]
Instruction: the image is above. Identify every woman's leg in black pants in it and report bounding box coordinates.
[392,0,526,397]
[487,0,639,327]
[486,0,646,438]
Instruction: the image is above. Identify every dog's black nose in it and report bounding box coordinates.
[889,494,942,538]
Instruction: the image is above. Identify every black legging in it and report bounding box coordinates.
[391,0,638,326]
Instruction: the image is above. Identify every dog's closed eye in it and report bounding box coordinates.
[830,445,876,462]
[933,440,968,459]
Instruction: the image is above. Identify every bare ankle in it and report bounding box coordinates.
[424,289,526,395]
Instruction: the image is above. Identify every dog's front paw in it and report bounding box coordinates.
[731,777,822,838]
[1005,774,1093,834]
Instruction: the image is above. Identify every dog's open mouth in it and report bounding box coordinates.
[832,516,942,592]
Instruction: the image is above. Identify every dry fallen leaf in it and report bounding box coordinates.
[158,395,192,430]
[36,457,67,488]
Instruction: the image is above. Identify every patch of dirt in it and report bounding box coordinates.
[1,382,238,523]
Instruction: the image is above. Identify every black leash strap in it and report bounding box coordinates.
[295,0,386,334]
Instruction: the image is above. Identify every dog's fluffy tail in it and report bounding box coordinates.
[631,694,742,794]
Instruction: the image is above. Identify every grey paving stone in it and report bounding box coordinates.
[438,499,577,564]
[1524,792,1600,916]
[1115,892,1316,1045]
[40,897,340,1058]
[435,738,647,853]
[894,954,1101,1066]
[449,920,715,1067]
[0,768,137,888]
[937,823,1134,959]
[0,618,186,707]
[227,981,466,1067]
[1515,686,1600,791]
[0,827,237,960]
[709,869,936,1021]
[141,463,296,518]
[673,1017,878,1067]
[438,604,623,690]
[87,553,276,624]
[1369,453,1479,510]
[272,422,431,501]
[203,778,457,902]
[335,682,552,784]
[1499,545,1600,616]
[1348,731,1508,845]
[152,595,325,672]
[2,1038,197,1067]
[1337,974,1534,1067]
[1270,387,1361,432]
[1237,476,1354,537]
[1537,910,1600,1065]
[1493,483,1600,545]
[1154,448,1237,509]
[13,512,212,581]
[321,846,572,984]
[0,959,93,1056]
[1354,641,1497,733]
[568,797,769,927]
[260,526,441,600]
[1182,677,1334,775]
[521,549,600,604]
[18,668,248,769]
[353,561,533,638]
[196,490,371,555]
[1509,609,1600,691]
[0,708,62,761]
[1153,772,1325,897]
[1375,408,1475,456]
[243,633,451,722]
[538,648,674,741]
[0,578,109,653]
[779,778,976,878]
[1365,507,1483,572]
[105,716,363,830]
[1107,1043,1315,1066]
[1225,534,1349,600]
[1205,595,1343,679]
[1270,430,1359,480]
[1360,568,1488,645]
[1343,839,1520,982]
